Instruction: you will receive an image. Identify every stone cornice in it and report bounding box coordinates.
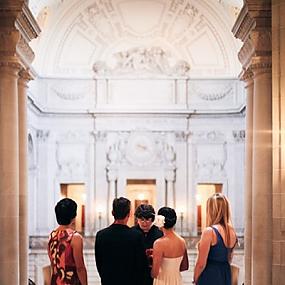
[250,56,272,75]
[15,3,41,42]
[233,1,272,75]
[16,35,35,67]
[239,68,254,83]
[0,2,40,68]
[232,5,255,42]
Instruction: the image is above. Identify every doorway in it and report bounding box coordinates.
[126,179,156,226]
[60,183,86,234]
[196,183,222,234]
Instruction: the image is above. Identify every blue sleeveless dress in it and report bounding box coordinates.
[197,227,232,285]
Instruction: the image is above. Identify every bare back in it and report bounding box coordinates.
[154,232,186,258]
[211,224,237,248]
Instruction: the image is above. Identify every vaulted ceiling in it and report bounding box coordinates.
[29,0,243,78]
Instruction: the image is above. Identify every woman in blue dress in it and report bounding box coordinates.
[193,193,237,285]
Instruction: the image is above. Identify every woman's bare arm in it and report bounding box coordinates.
[193,228,212,283]
[151,240,163,278]
[71,233,88,285]
[180,247,189,271]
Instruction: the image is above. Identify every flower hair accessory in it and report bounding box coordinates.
[154,215,165,228]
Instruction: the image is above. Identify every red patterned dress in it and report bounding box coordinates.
[48,228,81,285]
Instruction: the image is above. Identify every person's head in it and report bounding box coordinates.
[55,198,77,225]
[135,204,155,232]
[112,197,131,220]
[206,193,232,227]
[157,207,177,229]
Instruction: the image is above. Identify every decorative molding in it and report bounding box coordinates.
[250,58,272,75]
[16,35,35,66]
[36,129,50,142]
[232,130,245,143]
[190,82,234,101]
[0,61,23,71]
[15,3,41,42]
[93,47,191,78]
[233,2,271,71]
[239,67,253,83]
[232,5,255,42]
[51,82,88,100]
[190,130,225,143]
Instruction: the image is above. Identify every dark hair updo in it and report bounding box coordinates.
[55,198,77,225]
[158,207,177,229]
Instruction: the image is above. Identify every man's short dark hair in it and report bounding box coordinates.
[112,197,131,219]
[135,204,155,221]
[55,198,77,225]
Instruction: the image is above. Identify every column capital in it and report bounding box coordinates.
[233,1,271,71]
[0,2,40,68]
[239,68,254,86]
[18,68,33,87]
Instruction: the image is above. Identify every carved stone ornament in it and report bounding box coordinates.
[93,47,191,78]
[232,130,245,143]
[126,132,156,166]
[51,82,88,100]
[191,82,233,101]
[16,35,35,66]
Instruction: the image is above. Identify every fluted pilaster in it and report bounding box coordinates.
[233,1,272,284]
[0,61,22,285]
[18,69,33,285]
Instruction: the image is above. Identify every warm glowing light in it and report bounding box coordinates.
[81,193,86,202]
[137,193,145,200]
[97,205,105,215]
[176,206,185,215]
[196,194,201,205]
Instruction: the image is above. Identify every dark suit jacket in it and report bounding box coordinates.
[95,223,148,285]
[132,225,163,285]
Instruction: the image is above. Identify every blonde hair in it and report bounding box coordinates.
[206,193,233,246]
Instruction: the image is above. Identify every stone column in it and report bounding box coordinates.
[242,70,254,285]
[165,169,176,208]
[233,2,272,284]
[106,169,117,225]
[18,69,32,285]
[0,61,21,285]
[251,61,272,285]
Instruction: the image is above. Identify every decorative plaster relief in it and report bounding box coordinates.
[51,81,90,100]
[189,81,234,101]
[93,46,190,77]
[51,0,237,77]
[16,35,35,66]
[36,129,50,142]
[232,130,245,143]
[195,142,227,179]
[125,132,157,166]
[56,132,88,178]
[104,130,177,169]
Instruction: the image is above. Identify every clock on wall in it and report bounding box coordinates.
[126,133,156,166]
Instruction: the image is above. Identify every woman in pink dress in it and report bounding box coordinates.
[48,198,88,285]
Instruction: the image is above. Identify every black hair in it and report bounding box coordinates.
[112,197,131,219]
[135,204,155,222]
[55,198,77,225]
[158,207,177,229]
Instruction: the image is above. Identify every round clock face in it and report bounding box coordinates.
[126,133,155,166]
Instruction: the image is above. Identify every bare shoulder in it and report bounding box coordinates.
[72,232,83,244]
[154,236,164,247]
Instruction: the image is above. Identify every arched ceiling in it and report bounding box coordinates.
[29,0,243,78]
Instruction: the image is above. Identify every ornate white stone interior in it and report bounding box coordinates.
[25,0,246,283]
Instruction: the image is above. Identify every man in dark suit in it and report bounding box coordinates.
[95,197,147,285]
[132,204,163,285]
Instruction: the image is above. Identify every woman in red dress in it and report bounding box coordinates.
[48,198,88,285]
